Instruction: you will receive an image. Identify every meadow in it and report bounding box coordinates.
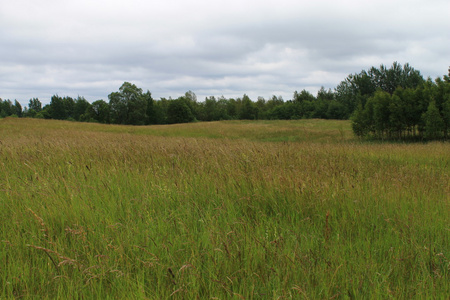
[1,117,449,299]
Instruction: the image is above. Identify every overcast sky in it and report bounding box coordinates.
[1,0,449,106]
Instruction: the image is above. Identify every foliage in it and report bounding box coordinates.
[0,99,14,118]
[167,98,195,124]
[335,62,424,119]
[351,75,449,140]
[422,101,445,139]
[2,62,448,141]
[90,100,110,123]
[238,94,258,120]
[108,82,148,125]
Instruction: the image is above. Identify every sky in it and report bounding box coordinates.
[1,0,449,106]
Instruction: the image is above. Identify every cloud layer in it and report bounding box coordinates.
[1,0,449,105]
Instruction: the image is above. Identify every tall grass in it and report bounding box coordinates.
[1,118,449,299]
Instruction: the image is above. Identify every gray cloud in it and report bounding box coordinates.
[1,0,449,106]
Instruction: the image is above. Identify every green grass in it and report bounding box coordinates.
[0,118,353,142]
[1,118,449,299]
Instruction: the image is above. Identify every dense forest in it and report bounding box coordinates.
[1,62,449,140]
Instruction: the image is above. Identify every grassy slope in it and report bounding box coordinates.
[1,118,449,299]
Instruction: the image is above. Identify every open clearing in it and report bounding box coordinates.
[1,118,449,299]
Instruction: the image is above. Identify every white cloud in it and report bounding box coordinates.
[1,0,449,105]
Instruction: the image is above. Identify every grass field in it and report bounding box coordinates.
[1,117,449,299]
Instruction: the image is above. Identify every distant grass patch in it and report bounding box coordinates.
[0,118,354,143]
[1,118,449,299]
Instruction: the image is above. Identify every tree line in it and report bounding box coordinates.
[0,84,346,124]
[339,62,450,140]
[1,62,449,140]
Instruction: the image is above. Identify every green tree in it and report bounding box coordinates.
[49,95,66,120]
[422,101,444,140]
[153,98,170,124]
[127,93,147,125]
[216,96,232,120]
[310,89,332,119]
[372,90,392,138]
[226,98,238,119]
[266,95,284,111]
[28,98,42,112]
[434,76,450,113]
[369,62,423,94]
[266,102,294,120]
[14,100,22,117]
[444,67,450,83]
[108,82,148,125]
[36,105,52,119]
[90,100,110,123]
[0,99,14,118]
[442,97,450,138]
[64,96,75,120]
[24,98,41,118]
[108,92,127,124]
[255,97,267,119]
[183,90,200,120]
[167,98,195,124]
[74,97,91,121]
[317,87,335,101]
[293,89,316,103]
[392,88,418,136]
[326,101,347,120]
[238,95,258,120]
[388,94,407,138]
[294,100,315,119]
[203,96,217,121]
[143,91,156,125]
[371,62,423,94]
[336,62,424,119]
[335,71,375,118]
[351,101,368,137]
[200,95,231,121]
